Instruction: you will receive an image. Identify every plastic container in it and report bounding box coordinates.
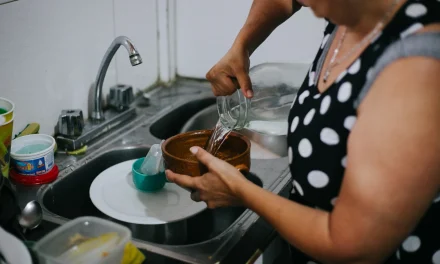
[33,216,131,264]
[217,62,308,133]
[10,165,59,186]
[10,134,55,175]
[132,157,168,192]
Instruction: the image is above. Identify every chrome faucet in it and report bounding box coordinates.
[91,36,143,121]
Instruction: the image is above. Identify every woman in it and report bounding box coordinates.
[166,0,440,263]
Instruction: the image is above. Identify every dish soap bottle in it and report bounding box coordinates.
[216,62,307,135]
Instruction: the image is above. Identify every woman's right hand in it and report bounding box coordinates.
[205,45,254,98]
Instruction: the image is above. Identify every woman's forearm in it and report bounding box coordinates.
[233,0,301,55]
[236,181,374,264]
[236,181,335,262]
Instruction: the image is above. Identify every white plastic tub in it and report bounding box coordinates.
[10,134,55,175]
[33,216,131,264]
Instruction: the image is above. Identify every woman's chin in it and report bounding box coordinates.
[296,0,308,6]
[298,1,328,19]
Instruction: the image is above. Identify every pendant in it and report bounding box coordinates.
[323,70,329,83]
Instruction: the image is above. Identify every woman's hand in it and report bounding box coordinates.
[205,45,253,99]
[165,146,250,208]
[205,0,298,99]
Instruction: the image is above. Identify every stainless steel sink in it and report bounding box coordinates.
[150,97,216,140]
[38,146,262,246]
[26,83,292,263]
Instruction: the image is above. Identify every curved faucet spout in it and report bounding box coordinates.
[91,36,143,121]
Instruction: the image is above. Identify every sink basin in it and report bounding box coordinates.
[38,146,262,246]
[150,97,216,140]
[151,98,287,158]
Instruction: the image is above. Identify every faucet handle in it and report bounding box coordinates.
[108,84,134,111]
[58,109,84,137]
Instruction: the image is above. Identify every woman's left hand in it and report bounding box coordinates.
[165,146,249,208]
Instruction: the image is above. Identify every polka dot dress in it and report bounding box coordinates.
[286,0,440,263]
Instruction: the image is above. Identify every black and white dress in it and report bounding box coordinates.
[287,0,440,263]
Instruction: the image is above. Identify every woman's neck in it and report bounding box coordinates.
[343,0,407,38]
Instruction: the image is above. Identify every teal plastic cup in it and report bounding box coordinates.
[132,157,168,192]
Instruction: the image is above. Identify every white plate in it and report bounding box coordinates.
[89,159,206,225]
[0,227,32,264]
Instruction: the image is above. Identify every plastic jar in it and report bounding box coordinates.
[10,134,55,175]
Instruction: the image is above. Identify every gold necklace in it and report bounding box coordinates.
[322,0,402,83]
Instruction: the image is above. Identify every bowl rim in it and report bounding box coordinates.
[131,157,165,178]
[0,97,15,117]
[161,129,251,164]
[10,134,55,159]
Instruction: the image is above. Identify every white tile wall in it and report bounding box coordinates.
[0,0,158,135]
[0,0,325,136]
[175,0,325,78]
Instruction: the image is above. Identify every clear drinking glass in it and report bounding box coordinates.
[217,62,308,135]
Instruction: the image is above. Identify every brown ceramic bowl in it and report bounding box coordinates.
[162,130,251,176]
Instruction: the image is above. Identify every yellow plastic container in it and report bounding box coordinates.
[0,97,14,124]
[0,97,14,178]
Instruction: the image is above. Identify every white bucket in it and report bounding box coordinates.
[10,134,55,176]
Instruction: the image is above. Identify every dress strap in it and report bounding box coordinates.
[313,27,337,86]
[354,32,440,109]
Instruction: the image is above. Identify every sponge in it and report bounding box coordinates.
[66,145,87,155]
[121,242,146,264]
[14,123,40,138]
